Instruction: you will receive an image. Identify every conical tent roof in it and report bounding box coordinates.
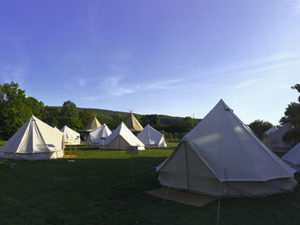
[265,123,293,152]
[124,113,143,132]
[86,124,112,146]
[137,124,167,148]
[104,122,145,150]
[0,115,64,160]
[264,126,278,136]
[282,142,300,172]
[61,125,81,145]
[158,100,296,197]
[83,116,101,132]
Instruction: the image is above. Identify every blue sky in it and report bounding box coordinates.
[0,0,299,125]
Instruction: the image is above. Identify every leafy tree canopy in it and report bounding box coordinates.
[141,114,160,127]
[248,119,273,140]
[59,100,81,130]
[281,84,300,146]
[110,113,124,129]
[79,109,94,128]
[0,82,35,139]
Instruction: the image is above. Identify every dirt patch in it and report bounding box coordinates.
[147,187,215,207]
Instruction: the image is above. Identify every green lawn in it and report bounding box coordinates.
[0,141,299,225]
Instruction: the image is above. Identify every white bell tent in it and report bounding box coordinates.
[86,124,112,146]
[137,124,167,148]
[0,115,65,160]
[265,123,293,152]
[103,122,145,150]
[282,142,300,172]
[264,126,278,136]
[61,125,81,145]
[157,100,296,197]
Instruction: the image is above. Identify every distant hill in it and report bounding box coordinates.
[50,106,201,126]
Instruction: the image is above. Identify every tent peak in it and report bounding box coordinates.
[216,99,233,112]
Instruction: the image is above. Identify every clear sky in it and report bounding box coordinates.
[0,0,299,125]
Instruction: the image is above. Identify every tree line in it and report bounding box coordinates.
[0,82,197,140]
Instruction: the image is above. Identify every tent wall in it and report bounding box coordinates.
[158,136,167,148]
[0,149,64,160]
[159,142,188,189]
[105,135,129,150]
[159,141,297,197]
[85,135,100,146]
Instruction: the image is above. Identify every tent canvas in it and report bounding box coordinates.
[158,100,296,197]
[265,123,293,152]
[83,116,101,132]
[0,115,64,160]
[61,125,81,145]
[86,124,112,146]
[103,122,145,150]
[137,124,167,148]
[282,142,300,172]
[264,126,278,136]
[124,113,143,132]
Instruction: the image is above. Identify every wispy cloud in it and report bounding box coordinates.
[234,78,261,89]
[226,57,300,77]
[142,79,184,91]
[187,51,300,84]
[97,76,184,96]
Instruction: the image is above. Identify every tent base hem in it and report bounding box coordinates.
[0,150,64,160]
[158,177,297,198]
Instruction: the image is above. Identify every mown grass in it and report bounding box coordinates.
[0,141,299,225]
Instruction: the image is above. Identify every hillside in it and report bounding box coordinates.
[48,106,201,126]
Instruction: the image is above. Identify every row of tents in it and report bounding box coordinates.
[0,113,168,160]
[1,99,300,198]
[82,114,167,149]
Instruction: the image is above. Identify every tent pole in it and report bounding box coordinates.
[184,142,190,192]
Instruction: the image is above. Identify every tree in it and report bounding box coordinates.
[110,113,124,129]
[95,113,112,125]
[280,102,300,128]
[281,84,300,146]
[165,116,196,139]
[26,97,44,117]
[79,109,93,127]
[59,100,81,129]
[248,120,273,140]
[292,84,300,102]
[41,106,60,128]
[141,114,160,127]
[0,82,33,139]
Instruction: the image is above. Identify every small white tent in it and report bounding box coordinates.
[265,123,293,152]
[83,116,101,132]
[124,113,143,133]
[264,126,278,136]
[137,124,167,148]
[61,125,81,145]
[103,122,145,150]
[86,124,112,146]
[0,115,64,160]
[282,142,300,172]
[157,100,296,197]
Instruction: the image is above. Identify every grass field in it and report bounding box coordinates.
[0,141,299,225]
